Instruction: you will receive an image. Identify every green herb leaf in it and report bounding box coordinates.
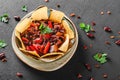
[0,13,9,23]
[22,5,27,12]
[79,22,91,32]
[39,24,44,30]
[93,53,107,64]
[43,27,53,34]
[39,24,53,34]
[85,24,91,32]
[0,40,7,48]
[79,23,86,30]
[3,13,8,17]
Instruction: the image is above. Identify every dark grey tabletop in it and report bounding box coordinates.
[0,0,120,80]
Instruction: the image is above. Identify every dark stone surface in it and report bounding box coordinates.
[0,0,120,80]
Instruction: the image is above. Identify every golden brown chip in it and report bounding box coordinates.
[19,48,40,58]
[40,52,64,62]
[62,20,74,39]
[15,18,31,33]
[58,34,69,52]
[15,30,26,49]
[49,10,64,23]
[31,6,48,20]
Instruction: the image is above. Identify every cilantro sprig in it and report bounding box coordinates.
[93,53,108,64]
[39,24,53,34]
[0,40,7,48]
[79,22,91,32]
[0,13,9,23]
[22,5,27,12]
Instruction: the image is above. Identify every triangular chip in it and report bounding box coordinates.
[62,20,74,39]
[19,48,40,59]
[15,30,25,49]
[59,34,69,52]
[49,10,64,23]
[15,18,31,33]
[31,6,48,20]
[40,52,64,62]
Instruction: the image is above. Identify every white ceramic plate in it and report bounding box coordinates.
[11,6,78,71]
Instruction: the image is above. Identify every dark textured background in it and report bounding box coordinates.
[0,0,120,80]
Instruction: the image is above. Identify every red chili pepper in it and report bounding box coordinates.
[26,46,30,51]
[21,37,29,43]
[33,35,43,44]
[48,21,53,28]
[30,22,35,27]
[44,34,51,39]
[29,45,36,51]
[39,45,45,53]
[32,44,42,54]
[43,41,50,54]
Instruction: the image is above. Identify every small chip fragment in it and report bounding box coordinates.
[70,13,75,17]
[110,36,115,39]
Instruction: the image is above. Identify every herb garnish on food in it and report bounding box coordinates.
[39,24,53,34]
[0,13,9,23]
[93,53,107,64]
[22,5,27,12]
[0,40,7,48]
[79,22,91,32]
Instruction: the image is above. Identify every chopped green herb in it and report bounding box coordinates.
[79,22,91,32]
[79,23,86,30]
[22,5,27,12]
[0,40,7,48]
[39,24,53,34]
[85,24,91,32]
[0,13,9,23]
[93,53,107,64]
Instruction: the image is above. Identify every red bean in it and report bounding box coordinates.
[85,63,91,71]
[14,16,20,21]
[115,40,120,46]
[16,72,23,77]
[87,33,94,38]
[104,27,112,32]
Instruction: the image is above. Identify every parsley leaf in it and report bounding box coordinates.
[79,22,91,32]
[39,24,53,34]
[79,23,86,30]
[93,53,107,64]
[0,13,9,23]
[0,40,7,48]
[22,5,27,12]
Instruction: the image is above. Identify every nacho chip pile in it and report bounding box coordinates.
[15,6,75,62]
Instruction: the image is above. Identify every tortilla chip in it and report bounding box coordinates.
[59,34,69,52]
[40,52,64,62]
[31,6,48,20]
[49,10,64,23]
[15,30,26,49]
[62,20,74,39]
[19,48,40,58]
[15,18,31,33]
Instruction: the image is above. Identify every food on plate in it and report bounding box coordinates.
[15,6,75,62]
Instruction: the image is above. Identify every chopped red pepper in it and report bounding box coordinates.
[29,45,36,51]
[21,37,29,44]
[30,22,35,27]
[44,34,51,39]
[48,21,53,28]
[33,35,43,44]
[39,45,45,53]
[26,46,31,51]
[43,41,50,54]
